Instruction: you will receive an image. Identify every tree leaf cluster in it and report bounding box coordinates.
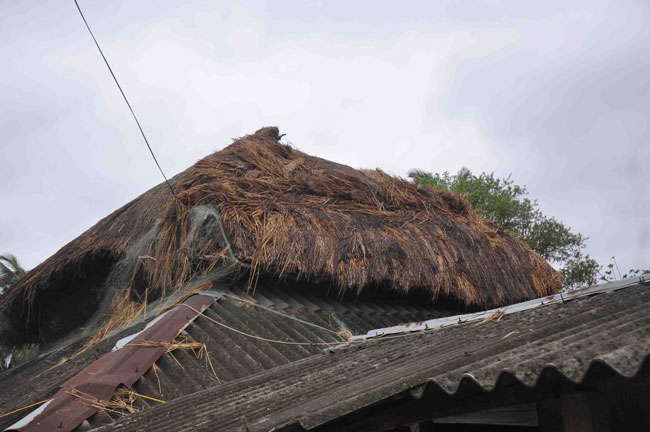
[0,253,26,294]
[598,257,649,283]
[409,168,599,289]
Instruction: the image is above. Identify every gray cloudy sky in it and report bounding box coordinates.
[1,0,649,273]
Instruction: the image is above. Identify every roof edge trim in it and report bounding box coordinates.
[350,275,649,340]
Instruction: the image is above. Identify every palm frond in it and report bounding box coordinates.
[0,253,27,289]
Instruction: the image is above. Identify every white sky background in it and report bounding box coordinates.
[1,0,649,273]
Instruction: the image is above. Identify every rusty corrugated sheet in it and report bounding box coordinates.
[6,293,217,432]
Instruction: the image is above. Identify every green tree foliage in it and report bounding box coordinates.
[598,256,649,283]
[0,253,27,294]
[408,168,599,289]
[0,253,36,371]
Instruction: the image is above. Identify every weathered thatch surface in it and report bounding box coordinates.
[0,127,561,345]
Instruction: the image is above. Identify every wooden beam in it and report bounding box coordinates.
[536,393,563,432]
[537,387,650,432]
[538,391,612,432]
[316,368,650,432]
[433,404,537,426]
[315,383,538,431]
[564,392,611,432]
[416,421,436,432]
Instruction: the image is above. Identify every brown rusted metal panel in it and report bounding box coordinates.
[9,293,215,432]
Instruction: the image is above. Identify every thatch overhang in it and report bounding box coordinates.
[0,127,561,346]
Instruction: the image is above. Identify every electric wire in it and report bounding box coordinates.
[73,0,179,202]
[73,0,238,263]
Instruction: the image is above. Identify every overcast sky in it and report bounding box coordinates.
[1,0,649,274]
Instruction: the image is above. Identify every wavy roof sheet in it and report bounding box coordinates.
[0,282,447,431]
[2,278,648,431]
[94,280,650,431]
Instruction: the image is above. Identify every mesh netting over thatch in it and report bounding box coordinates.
[0,127,561,345]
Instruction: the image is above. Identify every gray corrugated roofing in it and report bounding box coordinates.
[351,274,650,340]
[92,281,650,432]
[6,294,216,432]
[0,282,448,430]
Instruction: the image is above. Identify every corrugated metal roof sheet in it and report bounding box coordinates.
[5,294,217,432]
[351,274,650,340]
[0,282,449,431]
[89,281,650,431]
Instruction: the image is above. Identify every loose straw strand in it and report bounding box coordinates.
[0,399,50,419]
[120,389,165,404]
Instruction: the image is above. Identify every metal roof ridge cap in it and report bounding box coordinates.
[113,310,172,351]
[194,289,227,300]
[349,277,647,340]
[4,401,53,432]
[111,290,223,351]
[8,293,219,432]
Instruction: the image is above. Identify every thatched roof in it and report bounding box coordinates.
[0,127,561,345]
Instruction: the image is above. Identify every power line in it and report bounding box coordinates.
[73,0,240,265]
[73,0,180,203]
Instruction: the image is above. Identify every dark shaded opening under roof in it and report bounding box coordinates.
[251,271,479,313]
[314,358,650,432]
[9,250,117,346]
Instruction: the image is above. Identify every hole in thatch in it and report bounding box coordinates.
[250,271,475,314]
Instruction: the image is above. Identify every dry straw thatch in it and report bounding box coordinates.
[0,127,561,345]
